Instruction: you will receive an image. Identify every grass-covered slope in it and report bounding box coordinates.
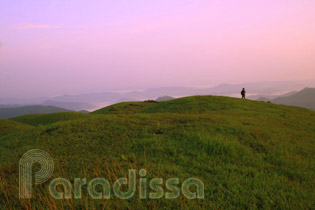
[0,119,34,137]
[92,100,159,114]
[10,112,91,126]
[0,96,314,209]
[139,95,310,114]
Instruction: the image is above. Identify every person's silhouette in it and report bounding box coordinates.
[241,88,246,99]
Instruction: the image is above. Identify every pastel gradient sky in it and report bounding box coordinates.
[0,0,314,97]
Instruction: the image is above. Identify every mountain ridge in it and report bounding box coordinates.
[0,105,73,119]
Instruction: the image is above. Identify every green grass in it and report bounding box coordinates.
[91,100,159,114]
[0,95,314,209]
[10,112,92,126]
[139,95,307,114]
[0,119,34,137]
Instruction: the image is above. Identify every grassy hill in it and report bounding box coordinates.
[0,119,34,137]
[140,95,277,114]
[0,96,314,209]
[10,112,92,126]
[92,100,159,114]
[0,105,72,119]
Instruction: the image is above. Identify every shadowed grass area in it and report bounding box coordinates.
[0,119,34,137]
[0,95,314,209]
[10,112,92,126]
[91,100,159,114]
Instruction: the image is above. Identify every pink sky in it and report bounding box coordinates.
[0,0,314,97]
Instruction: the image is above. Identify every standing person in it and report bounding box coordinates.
[241,88,246,99]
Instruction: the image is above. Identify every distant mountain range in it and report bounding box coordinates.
[270,88,315,110]
[253,88,315,111]
[0,101,95,112]
[156,96,175,101]
[41,100,96,111]
[248,91,298,100]
[1,80,314,105]
[0,87,314,119]
[0,81,314,112]
[0,105,72,119]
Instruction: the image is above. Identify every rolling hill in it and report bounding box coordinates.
[0,95,314,209]
[10,112,92,126]
[92,100,159,114]
[0,105,72,119]
[0,119,33,137]
[139,95,303,115]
